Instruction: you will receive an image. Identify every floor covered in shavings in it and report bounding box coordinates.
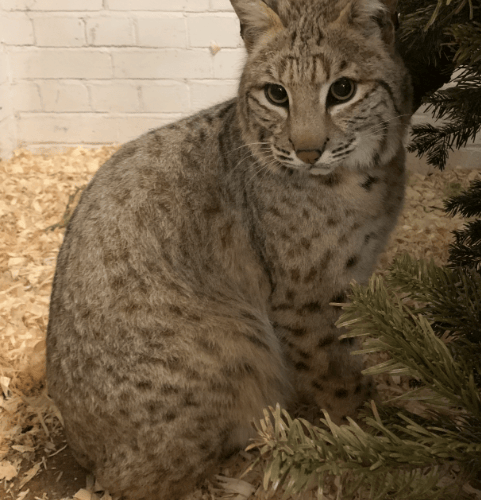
[1,146,480,500]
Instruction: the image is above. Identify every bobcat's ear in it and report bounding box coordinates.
[230,0,285,52]
[335,0,398,46]
[377,0,399,46]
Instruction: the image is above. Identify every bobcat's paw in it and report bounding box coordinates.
[296,374,376,426]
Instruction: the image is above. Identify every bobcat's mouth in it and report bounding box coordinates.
[269,144,338,176]
[275,159,335,177]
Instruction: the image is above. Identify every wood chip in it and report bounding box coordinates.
[1,375,11,397]
[210,41,221,55]
[15,490,29,500]
[216,475,256,498]
[73,489,98,500]
[0,460,18,481]
[18,462,41,489]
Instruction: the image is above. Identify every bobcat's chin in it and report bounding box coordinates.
[308,164,336,176]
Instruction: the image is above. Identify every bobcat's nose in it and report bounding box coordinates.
[296,149,322,165]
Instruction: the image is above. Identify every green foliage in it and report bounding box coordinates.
[449,22,481,68]
[387,254,481,344]
[400,0,480,169]
[445,179,481,272]
[448,220,481,270]
[341,263,481,413]
[425,0,475,31]
[254,404,474,500]
[445,179,481,218]
[408,71,481,169]
[256,255,481,499]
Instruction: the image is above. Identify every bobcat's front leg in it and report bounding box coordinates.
[271,301,373,425]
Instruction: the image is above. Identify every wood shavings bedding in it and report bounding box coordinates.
[0,147,479,500]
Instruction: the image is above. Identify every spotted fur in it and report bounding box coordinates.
[47,1,412,499]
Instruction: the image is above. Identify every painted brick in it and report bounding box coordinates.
[0,83,13,121]
[26,143,112,152]
[89,82,141,112]
[442,146,481,169]
[1,13,35,46]
[107,0,209,12]
[0,104,9,124]
[16,113,117,143]
[0,108,9,125]
[2,0,102,10]
[38,81,90,112]
[0,85,9,118]
[16,112,181,143]
[136,15,187,48]
[190,80,237,113]
[11,49,112,79]
[210,0,233,10]
[140,82,189,113]
[0,52,9,85]
[213,48,245,79]
[86,16,134,46]
[24,115,182,150]
[10,82,42,112]
[116,114,182,141]
[112,49,213,79]
[188,14,242,48]
[33,16,86,47]
[412,105,437,125]
[0,47,12,151]
[0,116,16,160]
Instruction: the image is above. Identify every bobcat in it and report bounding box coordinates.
[47,0,412,498]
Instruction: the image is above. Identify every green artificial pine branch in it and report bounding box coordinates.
[448,227,481,271]
[427,75,481,127]
[445,179,481,218]
[339,268,481,414]
[408,115,480,169]
[399,4,448,57]
[386,254,481,343]
[254,403,480,500]
[401,0,480,169]
[407,123,454,170]
[445,179,481,272]
[256,254,481,499]
[448,21,481,68]
[425,0,475,30]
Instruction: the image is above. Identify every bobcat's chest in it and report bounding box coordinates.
[250,165,403,309]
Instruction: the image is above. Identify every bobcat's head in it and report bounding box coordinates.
[231,0,412,176]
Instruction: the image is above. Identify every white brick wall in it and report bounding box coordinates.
[33,15,87,47]
[1,0,243,156]
[0,39,15,159]
[0,0,479,169]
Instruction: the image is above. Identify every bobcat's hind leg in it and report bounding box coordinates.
[50,305,289,500]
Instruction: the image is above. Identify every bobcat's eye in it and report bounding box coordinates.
[329,78,356,103]
[265,84,289,106]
